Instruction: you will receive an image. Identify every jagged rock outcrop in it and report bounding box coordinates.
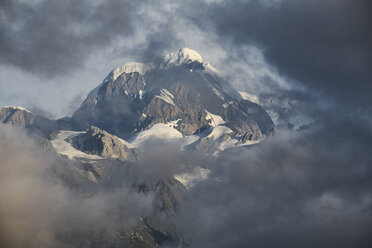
[70,126,140,162]
[71,48,274,141]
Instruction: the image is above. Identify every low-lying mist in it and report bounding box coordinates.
[0,125,154,248]
[1,113,372,248]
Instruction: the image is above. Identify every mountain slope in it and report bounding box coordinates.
[71,48,274,140]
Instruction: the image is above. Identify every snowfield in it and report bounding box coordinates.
[130,123,184,147]
[205,110,226,127]
[4,105,32,113]
[51,131,102,160]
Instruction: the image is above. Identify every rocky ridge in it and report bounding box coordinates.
[69,126,140,163]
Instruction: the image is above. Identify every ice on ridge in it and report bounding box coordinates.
[155,89,176,106]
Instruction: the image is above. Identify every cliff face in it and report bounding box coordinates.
[82,126,140,162]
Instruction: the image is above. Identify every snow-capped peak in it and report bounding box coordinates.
[163,47,203,67]
[3,105,32,113]
[87,48,218,99]
[159,47,220,74]
[112,62,154,81]
[87,62,153,98]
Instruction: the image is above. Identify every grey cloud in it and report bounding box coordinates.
[134,27,184,64]
[27,103,59,119]
[188,0,372,109]
[176,117,372,247]
[0,0,140,76]
[1,102,371,248]
[63,93,85,117]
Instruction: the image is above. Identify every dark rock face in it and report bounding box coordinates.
[72,72,147,138]
[71,48,274,140]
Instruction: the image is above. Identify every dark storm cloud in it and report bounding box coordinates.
[0,0,142,76]
[134,26,184,64]
[177,114,372,248]
[190,0,372,109]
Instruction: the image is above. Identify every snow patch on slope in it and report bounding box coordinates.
[207,126,234,140]
[211,87,225,100]
[51,131,102,160]
[155,89,176,106]
[205,126,260,156]
[167,119,182,128]
[238,91,260,104]
[138,89,144,99]
[112,62,154,80]
[130,123,183,147]
[205,110,225,127]
[204,62,220,74]
[3,106,32,113]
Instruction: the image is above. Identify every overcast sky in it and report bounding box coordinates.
[1,1,372,247]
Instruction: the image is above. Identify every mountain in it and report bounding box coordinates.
[71,48,274,140]
[0,48,276,248]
